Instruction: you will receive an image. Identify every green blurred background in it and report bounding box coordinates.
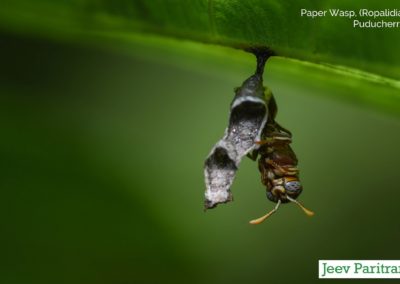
[1,12,400,284]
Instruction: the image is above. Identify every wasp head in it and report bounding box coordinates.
[266,176,303,203]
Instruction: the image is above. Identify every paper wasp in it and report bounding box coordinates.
[247,93,314,224]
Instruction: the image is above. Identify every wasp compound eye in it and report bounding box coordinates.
[285,180,302,194]
[266,191,279,203]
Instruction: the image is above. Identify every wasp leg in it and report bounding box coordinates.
[246,150,259,161]
[255,136,292,146]
[255,138,271,146]
[258,164,270,188]
[267,159,299,175]
[273,121,293,136]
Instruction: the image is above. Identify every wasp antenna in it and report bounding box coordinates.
[249,200,281,225]
[286,196,315,217]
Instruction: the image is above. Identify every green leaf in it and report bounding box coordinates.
[1,0,400,82]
